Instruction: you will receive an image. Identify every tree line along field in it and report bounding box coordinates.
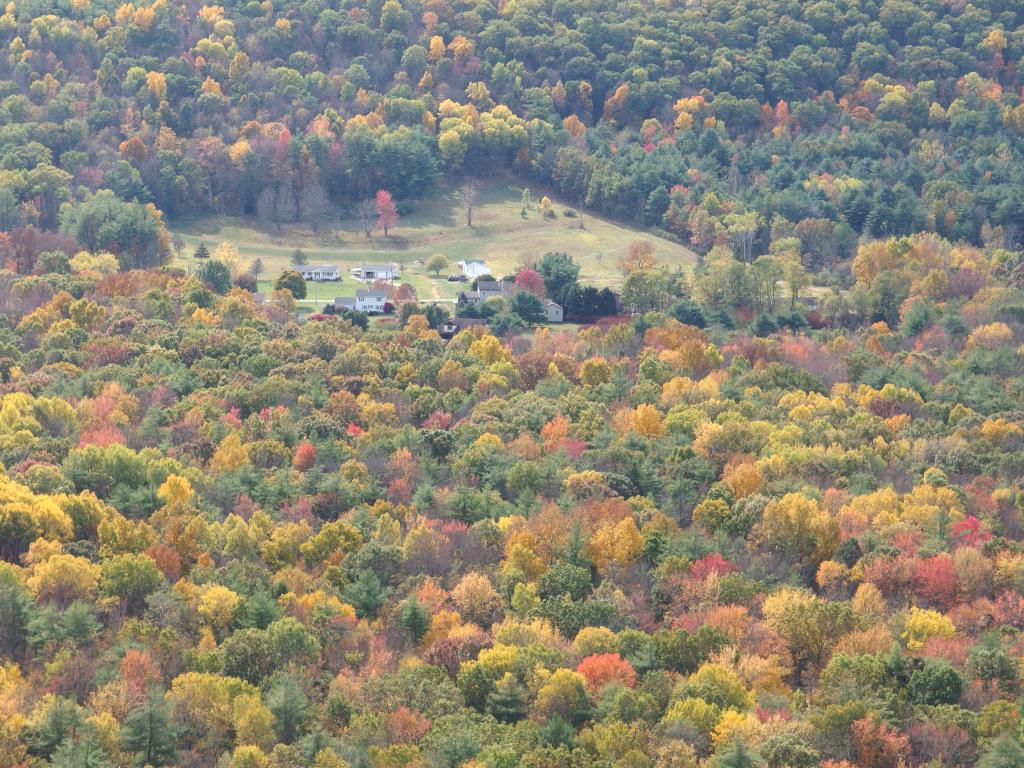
[168,182,698,306]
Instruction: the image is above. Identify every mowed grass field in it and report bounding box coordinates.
[168,181,697,309]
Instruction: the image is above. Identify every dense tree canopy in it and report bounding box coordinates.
[0,0,1022,766]
[0,224,1018,766]
[0,0,1020,275]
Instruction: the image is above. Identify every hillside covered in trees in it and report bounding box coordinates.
[0,235,1023,768]
[0,0,1024,267]
[2,0,1024,768]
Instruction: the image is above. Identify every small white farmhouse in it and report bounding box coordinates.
[297,264,341,281]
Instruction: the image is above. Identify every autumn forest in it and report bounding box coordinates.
[3,0,1024,767]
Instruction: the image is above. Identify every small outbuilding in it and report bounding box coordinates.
[439,317,487,339]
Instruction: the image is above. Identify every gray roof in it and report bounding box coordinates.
[360,263,396,272]
[356,289,388,299]
[440,317,486,334]
[301,263,338,270]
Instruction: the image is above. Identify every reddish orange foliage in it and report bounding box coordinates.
[292,441,316,471]
[576,653,636,691]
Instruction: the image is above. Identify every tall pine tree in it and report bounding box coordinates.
[121,693,177,767]
[398,596,429,643]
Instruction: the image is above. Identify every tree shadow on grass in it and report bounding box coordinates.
[412,187,460,228]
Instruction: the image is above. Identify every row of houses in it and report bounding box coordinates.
[300,260,487,283]
[297,263,398,282]
[305,258,565,322]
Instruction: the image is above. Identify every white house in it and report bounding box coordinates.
[351,263,397,281]
[543,301,564,323]
[457,259,490,279]
[334,289,389,314]
[297,264,341,281]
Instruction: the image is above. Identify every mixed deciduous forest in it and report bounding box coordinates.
[3,0,1024,767]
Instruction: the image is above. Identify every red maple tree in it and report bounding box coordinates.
[376,189,398,236]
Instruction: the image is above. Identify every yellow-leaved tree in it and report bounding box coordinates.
[26,550,100,607]
[756,492,838,565]
[0,475,74,562]
[210,433,249,473]
[588,517,644,574]
[198,584,240,632]
[158,474,195,508]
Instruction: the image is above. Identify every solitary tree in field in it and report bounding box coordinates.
[291,248,307,267]
[172,233,185,260]
[426,253,448,276]
[520,187,532,217]
[250,258,263,281]
[357,199,376,238]
[376,190,398,237]
[621,240,657,274]
[462,182,477,226]
[193,242,209,262]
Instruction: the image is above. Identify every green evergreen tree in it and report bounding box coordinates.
[29,697,84,760]
[61,602,102,644]
[978,734,1024,768]
[536,252,580,304]
[456,662,496,712]
[342,570,390,619]
[197,260,232,294]
[398,596,429,643]
[485,674,528,723]
[712,739,763,768]
[242,590,281,630]
[0,566,30,659]
[509,291,545,323]
[268,675,310,744]
[121,693,177,767]
[51,732,112,768]
[540,714,574,748]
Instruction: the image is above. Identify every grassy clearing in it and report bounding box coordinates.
[169,181,696,307]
